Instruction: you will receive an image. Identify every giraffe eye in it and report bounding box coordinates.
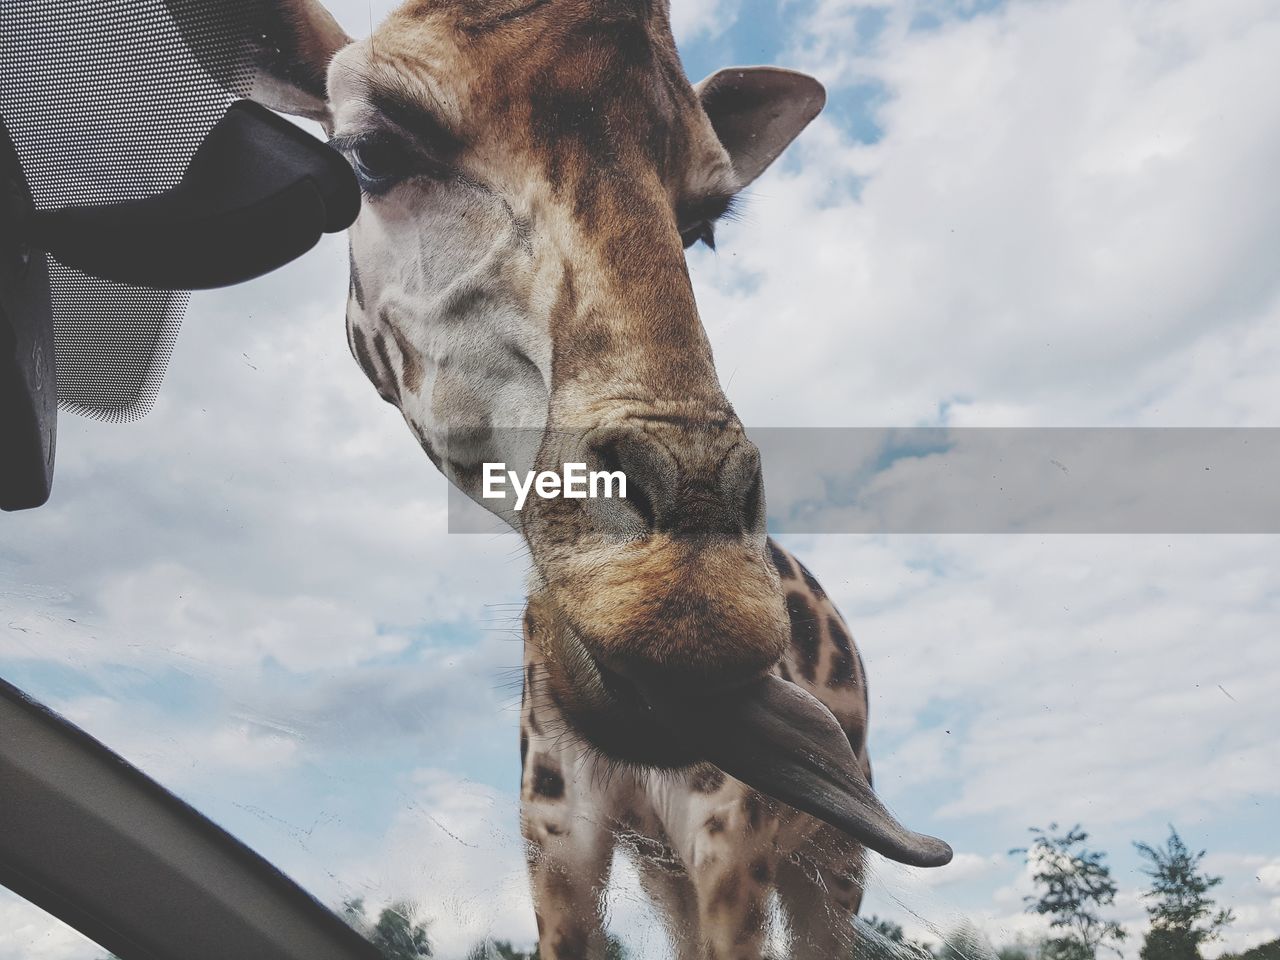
[346,135,417,192]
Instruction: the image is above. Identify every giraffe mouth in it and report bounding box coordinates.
[638,675,954,869]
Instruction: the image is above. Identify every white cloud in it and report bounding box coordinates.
[1195,854,1280,957]
[1258,862,1280,894]
[789,532,1280,828]
[310,0,742,48]
[696,0,1280,430]
[43,694,306,788]
[670,0,742,44]
[331,769,536,957]
[0,893,98,960]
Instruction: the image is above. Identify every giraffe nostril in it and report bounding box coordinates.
[583,429,768,536]
[625,475,657,529]
[742,471,763,528]
[720,440,766,535]
[589,433,675,532]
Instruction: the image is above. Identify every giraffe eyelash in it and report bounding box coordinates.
[679,193,741,250]
[681,221,718,250]
[329,132,453,195]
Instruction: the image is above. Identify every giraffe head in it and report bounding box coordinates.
[198,0,819,687]
[176,0,949,865]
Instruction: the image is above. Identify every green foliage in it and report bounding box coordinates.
[464,940,538,959]
[868,916,911,943]
[859,914,937,960]
[1013,823,1127,960]
[995,937,1043,960]
[1140,926,1201,960]
[1040,936,1097,960]
[936,921,997,960]
[464,934,627,959]
[858,917,998,960]
[1135,826,1234,960]
[341,897,433,959]
[1219,937,1280,960]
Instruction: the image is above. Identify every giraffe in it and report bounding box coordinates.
[165,0,953,955]
[518,543,886,959]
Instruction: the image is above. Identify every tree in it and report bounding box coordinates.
[1219,937,1280,960]
[994,936,1044,960]
[342,897,433,959]
[464,934,628,959]
[862,914,937,959]
[1013,824,1127,960]
[936,921,996,960]
[1135,827,1234,960]
[464,940,538,959]
[867,916,910,945]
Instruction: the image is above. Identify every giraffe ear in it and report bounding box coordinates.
[696,66,826,190]
[162,0,351,124]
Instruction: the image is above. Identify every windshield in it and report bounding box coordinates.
[3,1,1278,959]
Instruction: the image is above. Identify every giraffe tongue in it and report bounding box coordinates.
[643,674,953,868]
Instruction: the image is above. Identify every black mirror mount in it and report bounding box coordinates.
[0,100,359,511]
[1,116,55,511]
[28,100,359,291]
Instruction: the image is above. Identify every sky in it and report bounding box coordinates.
[3,0,1280,957]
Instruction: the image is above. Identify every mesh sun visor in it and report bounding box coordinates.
[0,0,254,422]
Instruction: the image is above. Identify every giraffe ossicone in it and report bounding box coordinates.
[165,0,952,953]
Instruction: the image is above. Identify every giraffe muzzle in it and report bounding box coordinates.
[639,674,954,868]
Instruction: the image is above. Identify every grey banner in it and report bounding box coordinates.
[446,428,1280,534]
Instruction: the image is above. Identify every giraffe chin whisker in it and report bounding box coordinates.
[638,674,955,869]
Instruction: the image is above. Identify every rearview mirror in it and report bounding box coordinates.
[0,101,359,511]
